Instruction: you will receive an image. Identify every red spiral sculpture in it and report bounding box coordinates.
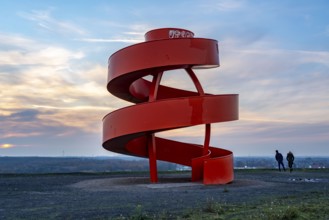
[103,28,238,184]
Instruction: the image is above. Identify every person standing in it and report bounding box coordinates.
[275,150,286,172]
[286,151,295,172]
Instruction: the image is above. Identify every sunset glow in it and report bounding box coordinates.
[0,0,328,157]
[0,144,13,149]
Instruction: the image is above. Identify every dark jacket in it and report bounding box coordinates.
[286,152,294,162]
[275,152,283,162]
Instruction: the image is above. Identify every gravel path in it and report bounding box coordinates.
[0,169,328,219]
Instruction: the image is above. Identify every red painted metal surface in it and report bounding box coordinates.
[102,28,239,184]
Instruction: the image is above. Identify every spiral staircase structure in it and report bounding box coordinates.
[102,28,239,184]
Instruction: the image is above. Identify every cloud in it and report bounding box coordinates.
[123,31,145,36]
[9,110,39,121]
[216,119,329,155]
[18,9,86,35]
[0,32,84,69]
[214,0,245,11]
[200,0,245,12]
[77,38,143,43]
[157,118,329,157]
[1,2,328,157]
[0,47,84,66]
[0,33,121,139]
[0,109,51,139]
[193,41,329,123]
[150,36,329,157]
[0,107,107,156]
[0,34,36,50]
[75,25,147,44]
[0,107,100,151]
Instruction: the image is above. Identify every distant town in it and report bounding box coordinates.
[0,156,328,174]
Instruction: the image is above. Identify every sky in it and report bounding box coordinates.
[0,0,329,157]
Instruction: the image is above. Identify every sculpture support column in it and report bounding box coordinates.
[148,134,158,183]
[147,72,163,183]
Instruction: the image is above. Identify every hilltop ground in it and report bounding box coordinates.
[0,169,328,219]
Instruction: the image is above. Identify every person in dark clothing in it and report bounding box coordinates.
[286,151,295,172]
[275,150,286,171]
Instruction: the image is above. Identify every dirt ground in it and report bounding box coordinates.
[0,169,328,219]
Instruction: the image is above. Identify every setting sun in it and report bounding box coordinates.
[0,144,13,149]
